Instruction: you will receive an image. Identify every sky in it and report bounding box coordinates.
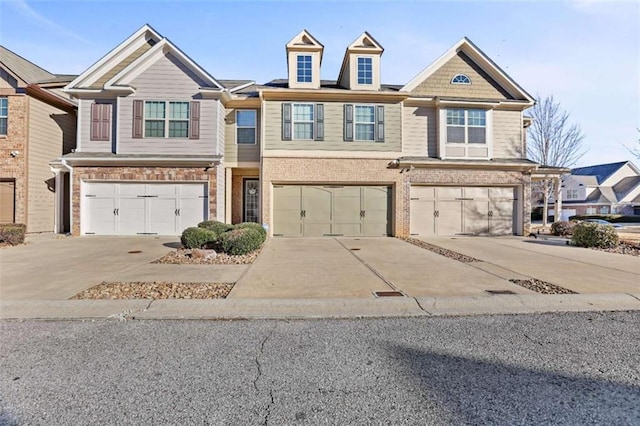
[1,0,638,167]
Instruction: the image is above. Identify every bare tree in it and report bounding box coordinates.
[527,95,586,227]
[624,128,640,159]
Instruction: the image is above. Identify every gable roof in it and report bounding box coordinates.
[65,24,223,93]
[572,161,630,184]
[337,32,384,86]
[286,29,324,50]
[0,45,55,85]
[401,37,534,103]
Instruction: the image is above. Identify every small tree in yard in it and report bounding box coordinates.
[528,95,587,227]
[624,128,640,160]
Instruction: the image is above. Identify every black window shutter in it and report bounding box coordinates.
[282,103,292,141]
[344,104,353,141]
[132,100,143,138]
[375,105,385,142]
[315,104,324,141]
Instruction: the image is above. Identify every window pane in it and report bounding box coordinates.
[468,109,486,126]
[145,101,165,119]
[357,57,372,84]
[237,128,256,144]
[297,55,312,83]
[168,121,188,138]
[294,123,313,139]
[0,118,6,135]
[355,105,375,123]
[237,110,256,127]
[446,109,465,125]
[293,104,313,121]
[468,127,486,144]
[169,102,189,120]
[355,123,374,141]
[447,127,465,143]
[0,98,7,116]
[145,120,165,137]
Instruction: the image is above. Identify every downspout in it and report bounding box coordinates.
[62,158,74,235]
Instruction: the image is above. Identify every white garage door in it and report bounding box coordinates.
[410,186,516,237]
[83,182,207,235]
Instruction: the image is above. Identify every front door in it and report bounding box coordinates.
[243,179,260,223]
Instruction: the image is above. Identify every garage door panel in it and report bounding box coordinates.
[464,200,489,235]
[490,187,515,199]
[490,200,515,235]
[84,183,117,197]
[302,187,332,236]
[150,184,179,197]
[437,187,463,200]
[118,183,146,198]
[181,184,208,198]
[333,187,362,236]
[410,186,436,200]
[273,186,302,237]
[363,186,390,236]
[85,197,116,234]
[464,187,489,199]
[410,200,435,236]
[118,198,146,235]
[438,200,463,236]
[148,198,177,235]
[180,197,207,230]
[0,181,15,223]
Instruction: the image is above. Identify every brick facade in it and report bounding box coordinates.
[261,157,404,236]
[405,168,532,235]
[0,95,28,224]
[71,166,217,235]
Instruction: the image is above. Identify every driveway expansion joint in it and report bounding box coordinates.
[334,238,399,292]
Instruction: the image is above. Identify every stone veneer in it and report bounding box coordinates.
[260,157,404,236]
[0,95,28,224]
[71,166,217,236]
[405,167,532,236]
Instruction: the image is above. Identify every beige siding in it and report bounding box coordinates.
[492,109,523,158]
[117,53,219,155]
[263,101,401,152]
[78,98,116,152]
[224,107,261,163]
[402,105,437,157]
[412,52,513,100]
[27,96,76,232]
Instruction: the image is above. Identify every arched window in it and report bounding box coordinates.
[451,74,471,84]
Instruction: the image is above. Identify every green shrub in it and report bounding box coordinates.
[571,222,619,248]
[550,221,576,237]
[234,222,267,241]
[0,223,26,245]
[220,227,263,255]
[180,227,217,249]
[197,220,234,235]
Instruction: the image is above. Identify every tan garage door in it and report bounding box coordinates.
[0,180,15,224]
[273,185,390,237]
[410,186,516,236]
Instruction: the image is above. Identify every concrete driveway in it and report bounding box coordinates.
[0,235,247,300]
[229,238,531,299]
[416,237,640,294]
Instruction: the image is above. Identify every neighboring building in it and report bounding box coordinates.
[45,24,537,237]
[0,46,76,233]
[59,25,242,236]
[558,161,640,216]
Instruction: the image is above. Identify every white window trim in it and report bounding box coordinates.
[0,97,8,136]
[451,74,471,85]
[292,103,314,140]
[353,104,376,141]
[143,100,190,139]
[438,108,493,159]
[356,56,373,86]
[236,109,257,145]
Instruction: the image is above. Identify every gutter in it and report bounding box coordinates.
[26,84,77,112]
[62,155,223,168]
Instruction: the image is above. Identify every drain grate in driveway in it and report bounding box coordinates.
[485,289,516,295]
[128,250,142,254]
[374,291,405,297]
[350,248,361,251]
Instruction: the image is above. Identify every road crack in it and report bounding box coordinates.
[254,323,278,424]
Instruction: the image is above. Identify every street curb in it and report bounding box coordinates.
[1,293,639,320]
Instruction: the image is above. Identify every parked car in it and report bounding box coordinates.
[582,219,623,228]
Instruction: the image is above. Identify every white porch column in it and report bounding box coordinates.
[554,176,562,222]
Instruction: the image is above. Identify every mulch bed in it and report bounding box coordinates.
[71,281,234,300]
[594,240,640,257]
[509,278,577,295]
[403,237,481,263]
[152,247,262,265]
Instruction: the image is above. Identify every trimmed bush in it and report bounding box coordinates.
[180,227,217,249]
[198,220,234,235]
[234,222,267,241]
[220,227,263,255]
[571,222,619,248]
[550,221,576,237]
[0,223,26,245]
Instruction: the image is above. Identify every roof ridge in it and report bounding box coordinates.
[0,45,55,82]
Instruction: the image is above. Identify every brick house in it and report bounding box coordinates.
[0,46,76,233]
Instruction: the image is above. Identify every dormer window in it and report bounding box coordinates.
[357,57,373,85]
[297,55,313,83]
[451,74,471,84]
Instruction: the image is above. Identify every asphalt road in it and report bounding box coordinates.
[1,312,639,425]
